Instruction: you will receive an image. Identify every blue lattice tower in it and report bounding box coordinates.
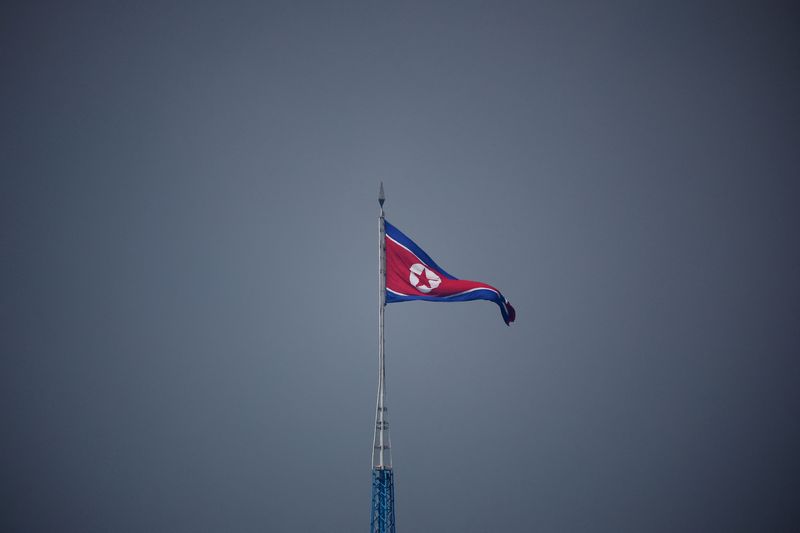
[370,467,395,533]
[371,183,396,533]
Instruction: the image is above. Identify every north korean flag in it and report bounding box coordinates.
[384,220,516,325]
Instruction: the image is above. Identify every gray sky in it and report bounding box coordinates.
[2,1,799,532]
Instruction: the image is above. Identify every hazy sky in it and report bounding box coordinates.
[2,1,799,532]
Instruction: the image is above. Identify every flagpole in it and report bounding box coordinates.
[371,182,396,533]
[373,182,389,469]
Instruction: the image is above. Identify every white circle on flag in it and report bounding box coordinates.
[409,263,441,293]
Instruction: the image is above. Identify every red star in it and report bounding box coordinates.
[414,268,429,290]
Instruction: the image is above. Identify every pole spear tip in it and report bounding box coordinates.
[378,182,385,207]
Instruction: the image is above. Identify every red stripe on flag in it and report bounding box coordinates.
[385,236,503,298]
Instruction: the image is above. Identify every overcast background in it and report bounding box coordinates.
[2,1,799,532]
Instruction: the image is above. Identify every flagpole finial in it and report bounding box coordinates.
[378,182,385,208]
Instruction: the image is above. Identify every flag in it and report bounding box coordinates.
[384,220,516,325]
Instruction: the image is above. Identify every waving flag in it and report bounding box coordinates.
[384,220,516,325]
